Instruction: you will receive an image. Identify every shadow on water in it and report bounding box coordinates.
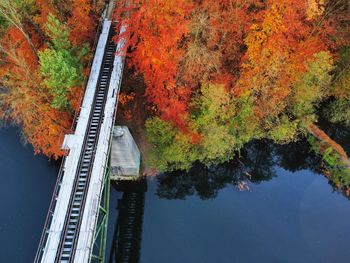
[109,179,147,263]
[156,139,327,200]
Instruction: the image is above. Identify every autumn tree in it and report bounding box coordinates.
[68,0,96,46]
[119,0,350,176]
[39,14,87,110]
[232,0,335,144]
[326,46,350,127]
[180,0,264,87]
[0,0,38,55]
[0,25,71,158]
[114,0,194,129]
[0,0,102,158]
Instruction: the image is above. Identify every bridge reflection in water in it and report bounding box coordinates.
[109,179,147,263]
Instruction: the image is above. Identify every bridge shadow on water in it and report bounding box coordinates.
[109,179,147,263]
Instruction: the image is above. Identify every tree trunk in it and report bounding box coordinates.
[307,123,350,167]
[25,17,48,44]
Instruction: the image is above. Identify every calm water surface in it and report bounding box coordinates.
[0,127,57,262]
[1,126,350,262]
[140,168,350,263]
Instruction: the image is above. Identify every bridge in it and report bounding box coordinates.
[34,5,128,263]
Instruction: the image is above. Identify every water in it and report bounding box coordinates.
[140,168,350,263]
[1,126,350,262]
[110,140,350,263]
[0,127,57,262]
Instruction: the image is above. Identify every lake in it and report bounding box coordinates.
[1,126,350,262]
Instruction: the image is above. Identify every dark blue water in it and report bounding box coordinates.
[110,140,350,263]
[141,168,350,263]
[0,127,57,262]
[1,126,350,262]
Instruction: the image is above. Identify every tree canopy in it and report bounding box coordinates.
[114,0,350,172]
[0,0,104,158]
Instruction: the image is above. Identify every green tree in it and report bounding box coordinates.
[146,117,198,172]
[194,84,258,165]
[290,51,333,121]
[327,46,350,127]
[328,99,350,127]
[267,115,299,144]
[39,14,87,110]
[193,84,236,164]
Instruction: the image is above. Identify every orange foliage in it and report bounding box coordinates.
[114,0,340,146]
[202,0,264,81]
[236,0,334,118]
[0,26,71,159]
[114,0,263,129]
[67,86,83,110]
[25,102,71,158]
[68,0,96,46]
[114,0,194,130]
[118,92,135,121]
[34,0,58,29]
[119,92,135,106]
[0,0,103,159]
[1,27,38,70]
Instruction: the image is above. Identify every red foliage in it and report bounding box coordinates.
[114,0,339,141]
[2,27,38,70]
[114,0,194,130]
[0,26,73,158]
[202,0,264,80]
[68,0,96,46]
[34,0,58,28]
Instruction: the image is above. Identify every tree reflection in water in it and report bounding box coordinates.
[107,125,349,262]
[156,139,324,200]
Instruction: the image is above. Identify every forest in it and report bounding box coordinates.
[0,1,349,191]
[114,0,350,192]
[0,0,104,158]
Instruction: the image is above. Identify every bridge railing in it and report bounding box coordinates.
[34,152,67,262]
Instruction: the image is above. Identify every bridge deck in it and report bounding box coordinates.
[35,17,125,263]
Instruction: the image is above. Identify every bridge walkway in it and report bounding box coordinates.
[35,11,126,263]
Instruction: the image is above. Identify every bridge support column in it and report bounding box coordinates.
[91,159,111,262]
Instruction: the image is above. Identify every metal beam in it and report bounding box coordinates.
[91,159,111,262]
